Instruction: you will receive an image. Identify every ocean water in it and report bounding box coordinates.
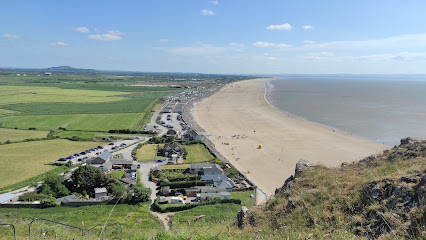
[265,75,426,146]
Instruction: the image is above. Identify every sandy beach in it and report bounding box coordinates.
[194,78,387,196]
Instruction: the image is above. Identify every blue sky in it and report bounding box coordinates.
[2,0,426,74]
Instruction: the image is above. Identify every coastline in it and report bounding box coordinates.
[192,78,387,196]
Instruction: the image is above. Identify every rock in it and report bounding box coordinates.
[237,206,248,229]
[275,175,295,195]
[400,137,414,145]
[286,197,297,212]
[295,159,316,177]
[341,162,350,167]
[359,155,376,166]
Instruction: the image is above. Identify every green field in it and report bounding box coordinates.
[0,139,98,188]
[0,108,18,117]
[0,128,49,143]
[0,203,163,239]
[136,144,159,162]
[0,113,144,131]
[183,144,215,163]
[1,92,170,115]
[0,86,128,105]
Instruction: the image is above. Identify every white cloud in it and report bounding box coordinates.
[160,39,169,43]
[253,41,276,47]
[157,41,242,57]
[303,40,316,44]
[88,30,124,41]
[253,41,291,48]
[210,0,219,5]
[3,33,19,39]
[107,30,125,36]
[72,27,89,33]
[266,23,292,30]
[201,9,215,16]
[302,25,313,30]
[50,41,68,47]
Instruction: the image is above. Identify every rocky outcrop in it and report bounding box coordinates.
[295,159,316,177]
[355,170,426,239]
[237,206,249,229]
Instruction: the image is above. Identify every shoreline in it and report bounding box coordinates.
[192,78,387,196]
[263,78,387,147]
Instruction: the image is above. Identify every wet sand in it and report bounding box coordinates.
[194,78,387,196]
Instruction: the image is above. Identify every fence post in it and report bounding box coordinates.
[0,223,16,240]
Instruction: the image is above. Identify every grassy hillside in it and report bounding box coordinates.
[237,138,426,239]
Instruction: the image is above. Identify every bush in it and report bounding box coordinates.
[159,180,206,189]
[40,197,58,207]
[19,192,49,202]
[153,197,241,213]
[129,184,151,203]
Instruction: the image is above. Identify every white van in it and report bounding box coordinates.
[170,196,185,204]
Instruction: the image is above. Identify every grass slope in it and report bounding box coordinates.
[0,203,163,239]
[0,108,18,117]
[53,130,147,141]
[0,139,98,188]
[0,128,49,143]
[0,113,144,131]
[183,144,215,163]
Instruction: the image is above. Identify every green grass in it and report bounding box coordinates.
[0,108,18,116]
[0,113,144,131]
[53,130,147,141]
[2,92,170,115]
[231,190,255,207]
[183,144,215,164]
[0,139,98,189]
[136,144,159,162]
[0,128,49,143]
[0,86,128,105]
[110,171,126,179]
[0,203,163,239]
[151,103,164,111]
[160,164,191,170]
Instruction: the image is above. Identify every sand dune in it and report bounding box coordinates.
[194,78,387,196]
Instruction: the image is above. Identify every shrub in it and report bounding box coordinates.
[19,192,49,202]
[40,197,58,207]
[159,180,206,189]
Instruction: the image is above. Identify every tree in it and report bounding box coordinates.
[129,183,151,203]
[109,181,126,198]
[41,174,70,198]
[71,165,112,196]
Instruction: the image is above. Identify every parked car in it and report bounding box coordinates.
[108,143,114,145]
[161,121,166,124]
[80,151,86,155]
[97,145,104,149]
[111,146,118,150]
[137,164,141,169]
[135,136,142,139]
[157,159,163,163]
[59,158,67,161]
[74,153,80,157]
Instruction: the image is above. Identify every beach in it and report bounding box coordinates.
[193,78,387,196]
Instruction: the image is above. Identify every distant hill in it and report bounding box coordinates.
[42,66,98,73]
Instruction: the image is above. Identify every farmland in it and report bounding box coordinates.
[0,139,98,189]
[52,130,147,141]
[0,113,144,131]
[0,128,49,143]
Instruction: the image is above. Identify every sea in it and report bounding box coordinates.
[265,75,426,146]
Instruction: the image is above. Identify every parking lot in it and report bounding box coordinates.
[55,138,143,164]
[157,113,186,134]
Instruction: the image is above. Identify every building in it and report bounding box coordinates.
[94,187,108,198]
[185,129,202,141]
[163,142,184,159]
[197,192,231,201]
[190,163,223,175]
[170,196,185,204]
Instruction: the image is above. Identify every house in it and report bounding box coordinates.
[215,179,237,190]
[152,166,163,174]
[201,174,229,183]
[166,129,177,136]
[94,187,108,198]
[159,196,168,204]
[185,129,202,141]
[87,150,113,167]
[163,142,184,158]
[189,163,223,175]
[120,177,136,187]
[184,188,198,197]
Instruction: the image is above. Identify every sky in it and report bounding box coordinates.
[2,0,426,74]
